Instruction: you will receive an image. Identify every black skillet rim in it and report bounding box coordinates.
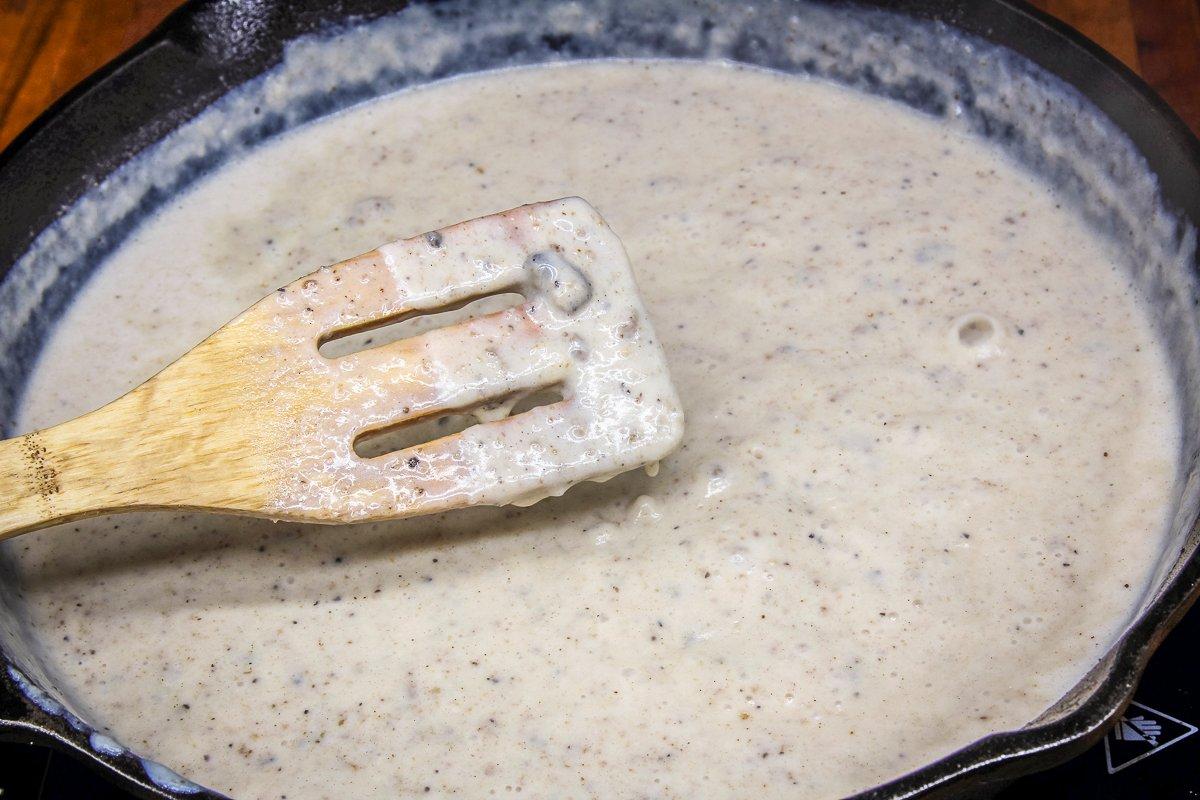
[1,1,1199,798]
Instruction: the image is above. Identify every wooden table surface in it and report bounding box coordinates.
[1,0,1199,150]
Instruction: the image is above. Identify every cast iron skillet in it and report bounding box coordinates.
[1,1,1199,798]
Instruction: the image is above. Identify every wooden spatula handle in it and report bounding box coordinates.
[0,378,255,540]
[0,411,128,539]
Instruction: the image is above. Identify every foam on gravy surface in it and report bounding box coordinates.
[8,61,1179,798]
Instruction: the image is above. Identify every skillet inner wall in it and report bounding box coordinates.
[0,0,1197,754]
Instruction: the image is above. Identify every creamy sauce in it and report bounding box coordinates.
[7,61,1179,799]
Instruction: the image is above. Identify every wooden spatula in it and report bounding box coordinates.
[0,198,684,540]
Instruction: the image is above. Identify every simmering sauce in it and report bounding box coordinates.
[8,61,1180,799]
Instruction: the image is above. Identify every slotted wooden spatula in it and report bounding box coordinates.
[0,198,684,540]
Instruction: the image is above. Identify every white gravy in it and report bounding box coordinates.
[7,61,1180,799]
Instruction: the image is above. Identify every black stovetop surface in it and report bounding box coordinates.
[3,604,1199,800]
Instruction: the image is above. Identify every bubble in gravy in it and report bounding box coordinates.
[952,312,1003,359]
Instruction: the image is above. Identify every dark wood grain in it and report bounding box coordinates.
[1031,0,1200,135]
[0,0,1197,148]
[1129,0,1200,134]
[0,0,183,148]
[1032,0,1142,68]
